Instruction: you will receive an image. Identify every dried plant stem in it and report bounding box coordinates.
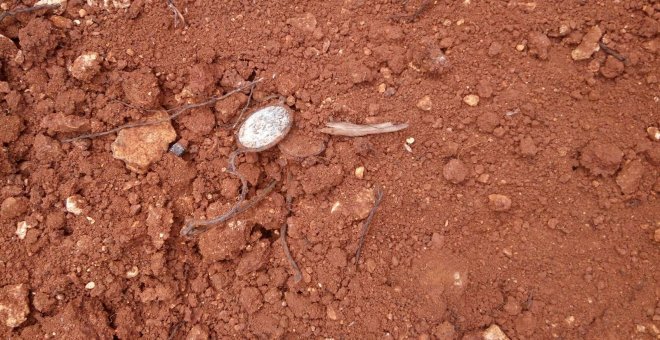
[355,186,384,266]
[63,78,262,143]
[0,4,59,22]
[280,223,303,283]
[166,0,186,27]
[181,150,277,236]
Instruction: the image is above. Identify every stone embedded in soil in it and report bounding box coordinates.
[463,94,480,107]
[616,160,645,194]
[111,111,177,174]
[417,95,433,111]
[43,113,90,135]
[0,283,30,328]
[488,194,512,212]
[69,52,101,81]
[443,159,468,184]
[483,324,510,340]
[65,195,85,215]
[600,56,625,79]
[527,32,551,60]
[1,197,28,220]
[519,136,538,156]
[198,220,251,262]
[647,127,660,141]
[654,229,660,243]
[571,26,602,61]
[122,68,161,109]
[580,141,623,176]
[15,221,33,240]
[301,164,344,194]
[0,114,22,143]
[278,131,326,159]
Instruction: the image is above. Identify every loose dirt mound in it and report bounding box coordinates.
[0,0,658,339]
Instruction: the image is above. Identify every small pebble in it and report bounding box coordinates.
[126,266,140,278]
[65,196,84,215]
[654,229,660,243]
[354,166,365,179]
[85,281,96,290]
[15,221,31,240]
[647,127,660,141]
[516,43,525,51]
[463,94,480,107]
[169,142,186,156]
[416,96,432,111]
[406,137,415,145]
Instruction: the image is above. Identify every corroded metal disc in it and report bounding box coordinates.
[236,105,293,152]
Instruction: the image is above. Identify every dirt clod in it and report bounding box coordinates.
[600,56,625,79]
[488,194,512,212]
[527,32,551,60]
[616,160,645,194]
[443,159,468,184]
[580,141,623,176]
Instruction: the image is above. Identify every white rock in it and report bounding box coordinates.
[85,281,96,290]
[483,324,510,340]
[126,266,139,278]
[0,284,30,328]
[65,196,84,215]
[237,105,293,152]
[15,221,31,240]
[463,94,480,107]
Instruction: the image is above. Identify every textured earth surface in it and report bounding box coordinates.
[0,0,659,339]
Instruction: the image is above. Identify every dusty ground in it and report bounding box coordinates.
[0,0,659,339]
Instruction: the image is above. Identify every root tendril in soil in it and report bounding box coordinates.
[598,41,627,64]
[181,150,277,236]
[391,0,432,23]
[63,78,262,143]
[355,186,384,266]
[280,223,303,283]
[0,4,59,22]
[166,0,186,28]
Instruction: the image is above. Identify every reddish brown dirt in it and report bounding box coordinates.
[1,0,659,339]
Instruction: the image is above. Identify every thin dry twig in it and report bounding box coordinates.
[390,0,432,23]
[181,150,277,236]
[355,186,384,266]
[598,41,627,64]
[280,223,303,283]
[63,78,262,142]
[0,3,59,22]
[320,122,409,137]
[166,0,186,28]
[231,82,256,129]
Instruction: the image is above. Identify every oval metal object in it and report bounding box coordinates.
[236,105,293,152]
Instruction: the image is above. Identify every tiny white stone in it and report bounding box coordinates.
[66,196,83,215]
[85,281,95,290]
[126,266,139,278]
[406,137,415,145]
[330,201,341,213]
[15,221,31,240]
